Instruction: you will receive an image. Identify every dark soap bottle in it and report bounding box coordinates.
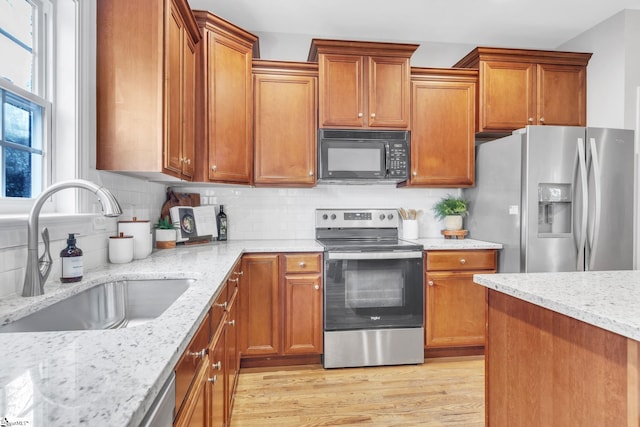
[60,233,83,283]
[217,205,228,241]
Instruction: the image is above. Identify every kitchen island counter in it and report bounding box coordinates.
[474,270,640,425]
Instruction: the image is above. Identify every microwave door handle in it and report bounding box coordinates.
[385,143,390,177]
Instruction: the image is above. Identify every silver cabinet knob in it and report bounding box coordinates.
[412,171,417,176]
[212,361,222,370]
[214,301,228,309]
[299,262,306,268]
[208,375,217,384]
[460,259,466,264]
[358,112,363,118]
[370,113,376,118]
[211,165,217,171]
[234,271,244,276]
[528,117,534,123]
[428,280,434,286]
[309,171,313,176]
[539,117,545,124]
[227,319,236,326]
[188,348,207,358]
[314,284,320,290]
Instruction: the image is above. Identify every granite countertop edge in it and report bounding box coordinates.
[474,270,640,342]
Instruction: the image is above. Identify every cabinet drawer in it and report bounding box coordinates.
[210,285,228,329]
[426,250,496,271]
[175,311,211,417]
[284,253,321,273]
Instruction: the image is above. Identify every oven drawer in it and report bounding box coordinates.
[426,250,496,271]
[284,253,321,273]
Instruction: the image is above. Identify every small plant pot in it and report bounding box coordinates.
[155,228,176,249]
[443,215,463,231]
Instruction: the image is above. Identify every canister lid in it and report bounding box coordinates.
[118,216,150,223]
[110,232,133,239]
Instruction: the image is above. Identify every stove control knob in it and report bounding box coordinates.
[379,214,386,220]
[330,214,336,220]
[387,213,394,220]
[322,214,328,220]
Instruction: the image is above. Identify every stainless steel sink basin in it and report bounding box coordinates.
[0,279,193,333]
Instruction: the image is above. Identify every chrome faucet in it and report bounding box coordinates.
[22,179,123,297]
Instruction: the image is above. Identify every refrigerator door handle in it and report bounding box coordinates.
[587,137,602,271]
[576,138,588,271]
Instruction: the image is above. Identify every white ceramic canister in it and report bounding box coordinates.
[108,233,134,264]
[118,217,153,260]
[402,219,419,240]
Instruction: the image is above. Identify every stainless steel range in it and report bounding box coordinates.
[316,208,425,369]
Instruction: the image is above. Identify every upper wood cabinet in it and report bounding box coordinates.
[308,39,418,129]
[403,68,477,188]
[193,11,258,184]
[454,47,592,136]
[97,0,200,181]
[252,60,318,187]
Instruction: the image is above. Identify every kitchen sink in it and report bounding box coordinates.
[0,278,194,333]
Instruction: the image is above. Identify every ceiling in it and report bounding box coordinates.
[189,0,640,50]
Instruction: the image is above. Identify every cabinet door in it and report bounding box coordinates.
[181,35,196,178]
[410,79,475,186]
[425,271,487,348]
[239,254,280,355]
[283,273,323,354]
[208,328,225,427]
[174,360,208,427]
[480,61,535,132]
[319,54,364,127]
[253,73,317,186]
[225,291,240,424]
[537,63,586,127]
[368,56,410,128]
[206,32,253,183]
[165,1,185,177]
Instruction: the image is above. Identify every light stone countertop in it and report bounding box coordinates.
[0,237,500,427]
[474,270,640,342]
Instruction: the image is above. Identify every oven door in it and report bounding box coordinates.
[324,250,424,331]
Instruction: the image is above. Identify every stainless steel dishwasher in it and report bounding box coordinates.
[139,372,176,427]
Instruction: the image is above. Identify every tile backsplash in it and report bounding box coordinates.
[0,177,458,298]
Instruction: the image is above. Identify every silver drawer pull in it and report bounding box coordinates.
[214,301,227,309]
[460,259,466,264]
[299,262,306,267]
[314,285,320,290]
[188,348,207,359]
[428,280,434,286]
[227,320,236,327]
[208,375,217,384]
[212,361,222,370]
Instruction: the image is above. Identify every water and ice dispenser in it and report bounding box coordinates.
[538,183,572,235]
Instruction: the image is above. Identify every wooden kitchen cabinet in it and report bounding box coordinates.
[424,250,497,356]
[404,68,477,187]
[240,253,323,366]
[308,39,418,129]
[224,281,240,425]
[193,11,258,184]
[207,324,225,427]
[174,359,209,427]
[454,47,592,136]
[97,0,200,180]
[253,60,318,186]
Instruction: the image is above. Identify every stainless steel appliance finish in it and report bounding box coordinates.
[317,129,410,183]
[323,328,425,369]
[316,208,424,369]
[465,125,635,273]
[139,372,176,427]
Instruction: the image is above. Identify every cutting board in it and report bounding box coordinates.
[160,189,200,220]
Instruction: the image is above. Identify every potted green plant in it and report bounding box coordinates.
[432,195,469,231]
[154,215,176,249]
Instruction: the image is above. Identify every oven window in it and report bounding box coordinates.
[345,269,404,308]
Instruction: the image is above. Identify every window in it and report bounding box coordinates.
[0,0,50,199]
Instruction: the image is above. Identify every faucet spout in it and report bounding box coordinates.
[22,179,123,297]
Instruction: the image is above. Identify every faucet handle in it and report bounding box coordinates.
[38,227,53,286]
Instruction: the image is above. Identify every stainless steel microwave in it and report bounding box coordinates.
[318,129,410,183]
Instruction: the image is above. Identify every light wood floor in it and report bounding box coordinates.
[230,356,484,426]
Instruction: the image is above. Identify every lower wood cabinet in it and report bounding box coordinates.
[424,250,497,355]
[240,253,323,365]
[174,259,242,427]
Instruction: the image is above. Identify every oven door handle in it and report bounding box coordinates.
[327,251,423,260]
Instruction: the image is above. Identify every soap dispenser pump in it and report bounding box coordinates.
[60,233,83,283]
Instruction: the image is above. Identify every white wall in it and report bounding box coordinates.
[255,30,474,68]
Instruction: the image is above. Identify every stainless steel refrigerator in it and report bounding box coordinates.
[465,125,635,273]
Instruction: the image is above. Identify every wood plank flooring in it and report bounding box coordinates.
[230,356,484,426]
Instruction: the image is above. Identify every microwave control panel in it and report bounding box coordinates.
[388,142,409,178]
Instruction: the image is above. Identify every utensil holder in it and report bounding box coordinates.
[402,220,419,240]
